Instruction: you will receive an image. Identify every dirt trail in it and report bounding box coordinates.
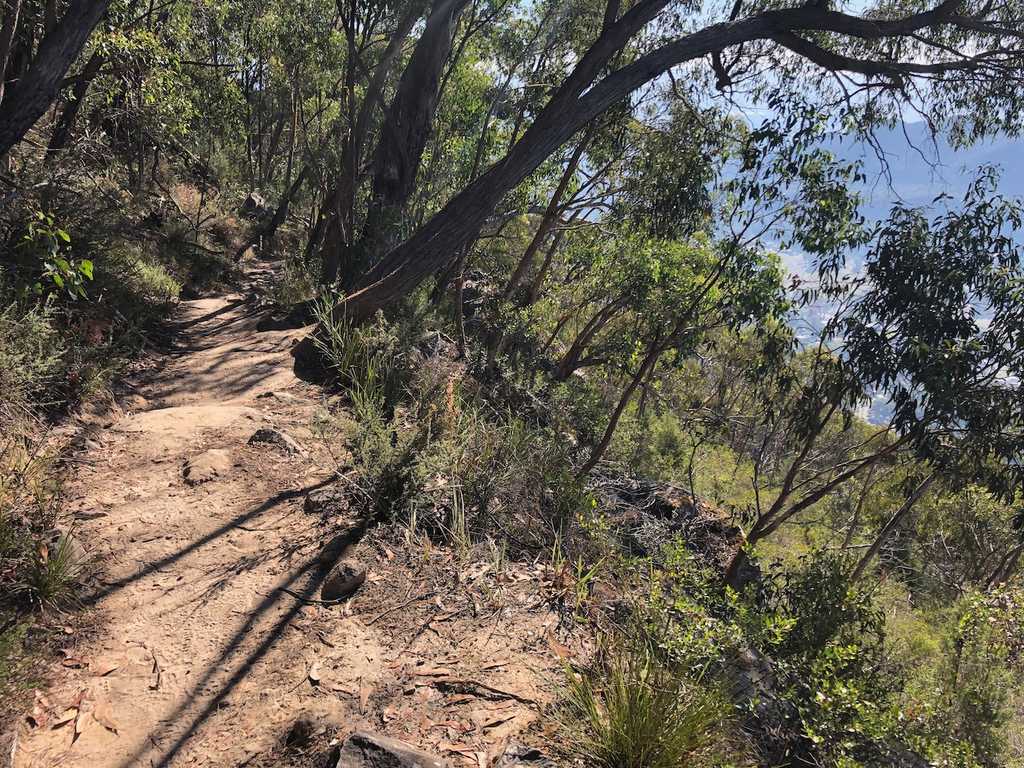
[12,266,570,768]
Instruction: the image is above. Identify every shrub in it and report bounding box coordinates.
[20,534,85,611]
[0,298,63,411]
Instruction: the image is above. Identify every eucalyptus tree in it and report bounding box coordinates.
[725,172,1024,587]
[0,0,115,156]
[295,0,1024,356]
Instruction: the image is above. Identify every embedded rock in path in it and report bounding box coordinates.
[321,559,366,602]
[183,448,233,485]
[255,390,302,403]
[247,427,306,456]
[304,484,350,516]
[283,714,316,749]
[497,743,555,767]
[318,525,362,567]
[334,730,447,768]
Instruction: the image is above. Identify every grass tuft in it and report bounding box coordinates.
[560,631,736,768]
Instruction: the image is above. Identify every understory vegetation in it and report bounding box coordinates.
[4,0,1024,764]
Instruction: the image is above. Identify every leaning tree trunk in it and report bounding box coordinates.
[0,0,113,157]
[0,0,23,106]
[47,50,104,156]
[295,0,774,364]
[850,474,935,582]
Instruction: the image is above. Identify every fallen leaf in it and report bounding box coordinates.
[72,690,88,743]
[92,696,119,735]
[438,742,477,757]
[545,633,572,660]
[308,660,322,685]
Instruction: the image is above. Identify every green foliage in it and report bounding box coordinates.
[899,586,1024,767]
[642,544,1024,767]
[313,297,410,415]
[16,211,93,301]
[559,629,736,768]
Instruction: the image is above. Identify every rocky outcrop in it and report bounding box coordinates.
[595,476,756,582]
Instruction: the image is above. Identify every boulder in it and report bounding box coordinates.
[183,449,233,485]
[247,427,306,456]
[334,730,447,768]
[321,560,366,602]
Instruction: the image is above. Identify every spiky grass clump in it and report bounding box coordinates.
[23,534,85,611]
[560,633,735,768]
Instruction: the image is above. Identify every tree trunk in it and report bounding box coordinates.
[316,0,425,287]
[525,221,571,305]
[358,0,473,265]
[47,50,103,155]
[0,0,23,106]
[577,337,661,476]
[986,541,1024,590]
[0,0,113,157]
[850,474,935,583]
[554,300,622,380]
[502,126,592,299]
[300,2,875,353]
[235,164,309,261]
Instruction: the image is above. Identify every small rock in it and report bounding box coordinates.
[183,449,233,485]
[304,485,349,516]
[498,743,553,767]
[318,524,362,567]
[256,390,302,403]
[320,559,366,602]
[248,427,306,456]
[334,730,447,768]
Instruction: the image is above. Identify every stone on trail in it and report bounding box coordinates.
[334,730,447,768]
[247,427,307,456]
[304,484,350,516]
[255,390,302,403]
[182,448,233,485]
[321,559,366,602]
[318,525,362,567]
[283,714,316,749]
